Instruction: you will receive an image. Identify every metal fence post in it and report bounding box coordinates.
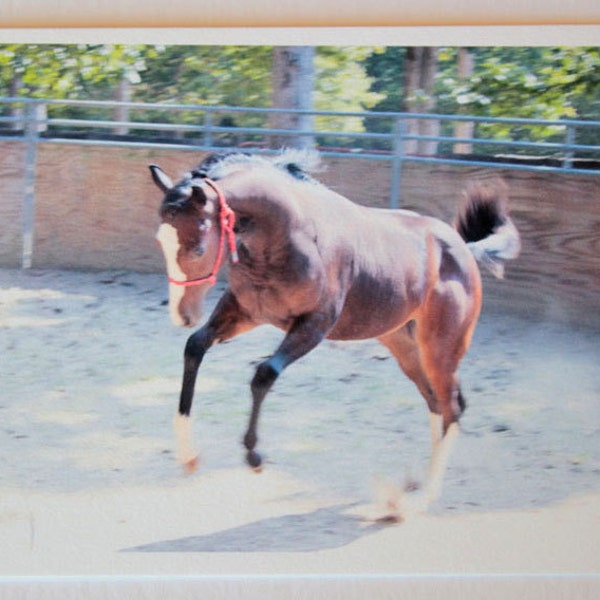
[21,100,40,269]
[203,111,213,148]
[389,116,404,209]
[563,123,575,169]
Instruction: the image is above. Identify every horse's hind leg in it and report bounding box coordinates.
[415,284,479,508]
[378,300,476,517]
[379,321,437,406]
[378,323,446,515]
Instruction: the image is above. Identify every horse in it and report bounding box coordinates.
[150,150,521,520]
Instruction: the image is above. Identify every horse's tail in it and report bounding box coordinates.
[455,180,521,279]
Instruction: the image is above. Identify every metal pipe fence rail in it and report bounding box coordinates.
[1,96,600,268]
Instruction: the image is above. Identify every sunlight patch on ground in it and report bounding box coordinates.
[112,376,223,406]
[33,409,99,427]
[0,287,96,304]
[0,315,79,328]
[0,286,97,328]
[494,402,541,419]
[278,439,331,453]
[65,431,166,471]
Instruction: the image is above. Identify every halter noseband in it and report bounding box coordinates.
[167,178,239,288]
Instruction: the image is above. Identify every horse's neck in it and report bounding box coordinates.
[226,183,297,264]
[225,172,296,225]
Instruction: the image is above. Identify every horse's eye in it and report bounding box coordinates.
[198,219,211,232]
[194,220,211,256]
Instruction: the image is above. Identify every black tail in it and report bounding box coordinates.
[455,180,521,279]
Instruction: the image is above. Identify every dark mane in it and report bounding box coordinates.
[191,150,323,184]
[190,151,250,179]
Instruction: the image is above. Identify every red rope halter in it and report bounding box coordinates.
[168,178,239,288]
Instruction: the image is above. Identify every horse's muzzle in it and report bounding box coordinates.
[172,308,201,328]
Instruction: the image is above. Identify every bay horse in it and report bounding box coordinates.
[150,150,520,519]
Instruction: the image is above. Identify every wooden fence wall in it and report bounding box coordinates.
[1,141,599,327]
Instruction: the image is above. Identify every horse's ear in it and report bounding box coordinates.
[149,165,173,193]
[190,184,207,206]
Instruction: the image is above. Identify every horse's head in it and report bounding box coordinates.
[150,164,222,328]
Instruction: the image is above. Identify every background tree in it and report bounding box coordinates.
[363,46,441,154]
[452,47,475,154]
[248,46,380,149]
[362,47,405,151]
[0,44,153,134]
[363,46,443,154]
[270,46,315,149]
[437,46,600,150]
[312,46,382,147]
[132,45,273,144]
[402,47,439,155]
[1,44,599,152]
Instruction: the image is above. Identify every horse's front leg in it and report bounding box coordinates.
[175,291,255,472]
[174,326,213,472]
[243,311,335,471]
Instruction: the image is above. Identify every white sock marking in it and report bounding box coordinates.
[429,412,442,453]
[173,412,196,465]
[426,421,459,504]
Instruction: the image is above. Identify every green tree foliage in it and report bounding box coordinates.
[359,47,405,148]
[1,44,599,150]
[130,45,273,140]
[362,46,600,151]
[439,47,600,120]
[437,47,600,146]
[313,46,382,137]
[134,45,272,107]
[0,44,151,99]
[0,44,155,126]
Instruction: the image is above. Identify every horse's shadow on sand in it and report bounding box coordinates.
[124,503,384,553]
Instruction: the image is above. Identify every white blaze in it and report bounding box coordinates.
[156,223,186,326]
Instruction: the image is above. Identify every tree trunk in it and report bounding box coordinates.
[402,47,439,156]
[453,48,475,155]
[113,75,131,136]
[8,74,23,131]
[270,46,315,149]
[402,47,421,155]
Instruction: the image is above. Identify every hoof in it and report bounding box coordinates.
[404,478,421,493]
[246,450,262,471]
[182,455,200,474]
[376,513,404,525]
[400,490,429,517]
[373,476,427,523]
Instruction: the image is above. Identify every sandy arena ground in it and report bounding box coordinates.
[0,267,598,598]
